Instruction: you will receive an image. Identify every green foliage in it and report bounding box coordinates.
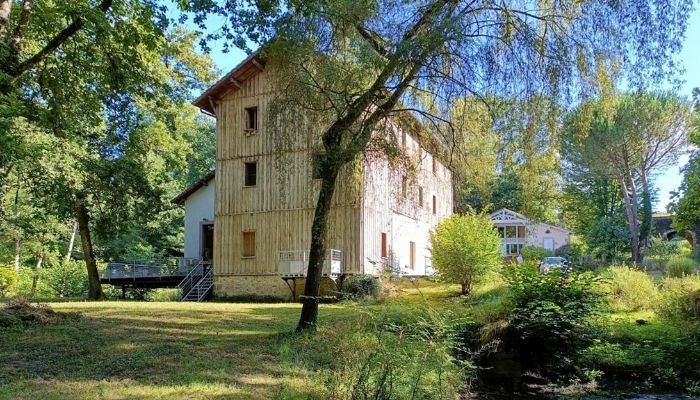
[601,265,658,311]
[666,257,696,278]
[429,212,502,295]
[521,246,552,262]
[279,306,466,399]
[656,275,700,320]
[0,267,17,297]
[43,262,89,298]
[342,275,380,299]
[503,265,603,379]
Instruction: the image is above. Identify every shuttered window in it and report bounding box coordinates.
[409,241,416,270]
[418,186,424,207]
[381,233,387,258]
[242,231,256,257]
[432,195,437,215]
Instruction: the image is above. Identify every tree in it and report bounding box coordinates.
[260,0,690,330]
[670,88,700,234]
[430,212,502,295]
[563,93,691,263]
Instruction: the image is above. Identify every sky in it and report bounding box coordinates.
[185,5,700,212]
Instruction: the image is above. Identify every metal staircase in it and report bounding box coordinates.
[177,260,213,301]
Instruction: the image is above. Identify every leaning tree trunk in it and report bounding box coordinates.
[30,251,43,297]
[638,173,653,262]
[619,173,641,264]
[296,165,340,331]
[64,221,78,263]
[74,199,104,300]
[13,237,21,272]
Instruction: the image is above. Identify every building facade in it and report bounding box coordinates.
[178,54,453,300]
[490,208,571,255]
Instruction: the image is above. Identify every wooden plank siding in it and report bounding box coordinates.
[213,67,363,277]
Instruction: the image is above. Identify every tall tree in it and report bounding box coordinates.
[260,0,692,330]
[670,88,700,234]
[563,93,690,263]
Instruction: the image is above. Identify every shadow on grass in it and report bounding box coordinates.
[0,302,347,399]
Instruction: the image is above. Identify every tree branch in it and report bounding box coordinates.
[9,0,113,80]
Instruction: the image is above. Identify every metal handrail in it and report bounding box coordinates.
[177,260,206,297]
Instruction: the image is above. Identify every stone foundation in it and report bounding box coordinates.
[214,274,340,301]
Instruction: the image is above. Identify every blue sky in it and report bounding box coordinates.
[189,6,700,212]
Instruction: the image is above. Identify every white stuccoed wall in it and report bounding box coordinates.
[183,182,215,259]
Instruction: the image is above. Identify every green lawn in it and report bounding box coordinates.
[0,301,351,400]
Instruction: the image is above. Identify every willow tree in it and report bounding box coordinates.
[254,0,692,330]
[564,93,691,263]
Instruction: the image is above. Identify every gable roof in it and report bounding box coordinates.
[490,208,572,234]
[192,52,266,114]
[171,170,215,206]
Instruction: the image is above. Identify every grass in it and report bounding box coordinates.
[0,301,351,400]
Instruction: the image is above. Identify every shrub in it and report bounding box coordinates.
[43,261,89,298]
[430,212,502,295]
[146,289,180,302]
[0,267,18,297]
[601,265,658,311]
[342,274,380,299]
[667,257,695,278]
[656,275,700,320]
[502,264,603,380]
[279,305,466,399]
[521,246,552,262]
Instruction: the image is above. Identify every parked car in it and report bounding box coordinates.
[539,256,571,274]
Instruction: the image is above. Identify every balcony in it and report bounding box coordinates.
[277,249,343,277]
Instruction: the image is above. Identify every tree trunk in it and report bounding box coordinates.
[638,172,653,262]
[296,165,340,331]
[13,238,21,272]
[618,173,641,264]
[461,282,470,296]
[74,199,104,300]
[30,251,43,297]
[64,221,78,263]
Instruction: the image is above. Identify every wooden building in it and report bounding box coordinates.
[185,53,453,299]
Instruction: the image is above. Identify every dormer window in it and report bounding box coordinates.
[244,106,258,133]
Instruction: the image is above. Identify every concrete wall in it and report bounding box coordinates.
[183,182,215,259]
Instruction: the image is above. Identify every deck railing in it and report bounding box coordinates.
[277,249,343,276]
[99,258,202,280]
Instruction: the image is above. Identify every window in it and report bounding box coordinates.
[401,176,407,198]
[244,106,258,132]
[432,195,436,215]
[505,226,517,238]
[311,154,323,180]
[401,130,407,148]
[418,186,424,208]
[381,233,387,258]
[409,241,416,270]
[432,157,437,174]
[244,162,257,187]
[242,231,256,257]
[506,243,522,255]
[497,227,505,238]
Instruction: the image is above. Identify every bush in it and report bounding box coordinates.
[502,264,603,380]
[656,275,700,320]
[430,212,502,295]
[601,265,658,311]
[342,274,380,299]
[279,305,466,399]
[43,261,89,298]
[667,257,695,278]
[13,267,52,298]
[521,246,552,262]
[146,289,180,302]
[0,267,18,297]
